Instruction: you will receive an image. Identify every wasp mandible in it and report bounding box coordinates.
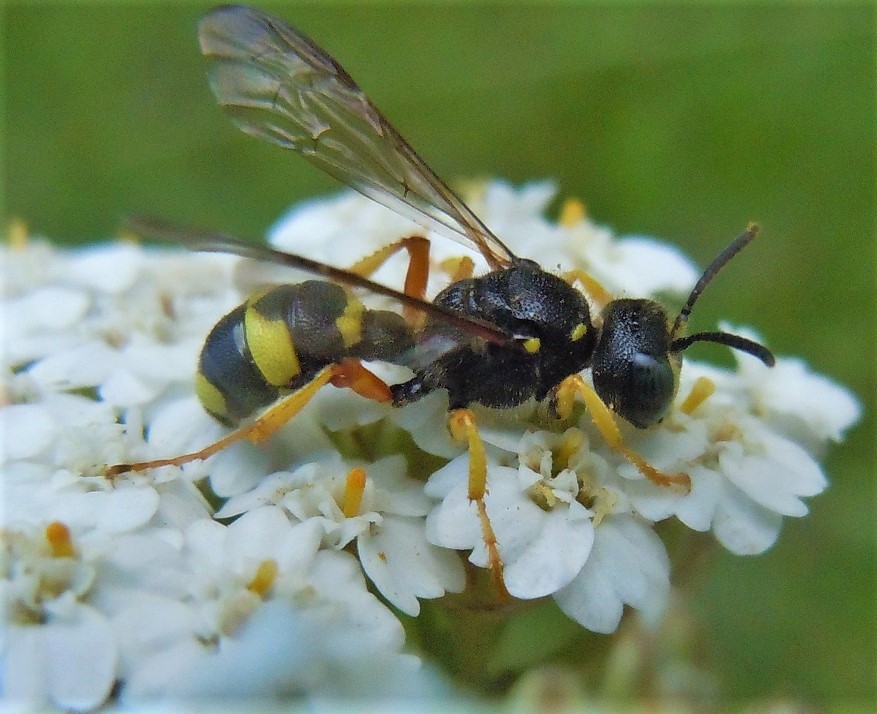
[109,5,775,588]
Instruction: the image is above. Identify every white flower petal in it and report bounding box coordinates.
[720,433,825,518]
[27,341,120,390]
[75,487,161,534]
[359,516,465,616]
[122,638,207,701]
[555,516,669,633]
[121,340,201,384]
[368,455,432,517]
[144,397,221,456]
[111,592,198,664]
[391,391,460,459]
[42,604,117,711]
[151,479,213,528]
[12,286,90,330]
[68,243,143,293]
[427,463,595,598]
[713,481,783,555]
[611,236,699,295]
[215,470,296,519]
[0,404,56,461]
[627,465,722,531]
[556,557,621,634]
[224,506,296,566]
[423,454,469,501]
[674,466,723,531]
[487,486,594,599]
[424,460,486,550]
[99,368,160,407]
[744,356,862,443]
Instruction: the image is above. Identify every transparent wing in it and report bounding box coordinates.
[127,216,516,349]
[198,4,516,270]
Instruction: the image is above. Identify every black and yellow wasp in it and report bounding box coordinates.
[111,5,774,585]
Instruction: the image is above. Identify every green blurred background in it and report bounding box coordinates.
[4,1,874,704]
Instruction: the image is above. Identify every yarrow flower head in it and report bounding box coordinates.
[1,182,861,709]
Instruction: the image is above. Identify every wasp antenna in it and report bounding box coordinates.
[671,330,775,367]
[671,224,760,338]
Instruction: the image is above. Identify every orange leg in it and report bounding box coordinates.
[347,235,431,325]
[448,408,508,597]
[106,360,392,477]
[554,375,691,492]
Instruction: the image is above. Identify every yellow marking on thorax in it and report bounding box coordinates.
[335,297,364,348]
[195,372,228,418]
[570,322,588,342]
[524,337,541,354]
[244,302,301,386]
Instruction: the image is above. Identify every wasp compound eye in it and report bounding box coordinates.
[594,351,678,428]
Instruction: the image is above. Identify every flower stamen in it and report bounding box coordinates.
[246,559,278,598]
[7,217,29,251]
[555,428,585,472]
[45,521,75,558]
[562,269,613,311]
[439,256,475,282]
[342,467,367,518]
[679,376,716,415]
[590,488,618,526]
[559,197,587,226]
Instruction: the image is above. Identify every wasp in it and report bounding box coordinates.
[109,4,775,586]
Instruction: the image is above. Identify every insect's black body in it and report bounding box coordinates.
[393,261,597,410]
[149,4,774,439]
[199,262,600,424]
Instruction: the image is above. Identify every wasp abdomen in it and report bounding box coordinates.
[196,281,413,425]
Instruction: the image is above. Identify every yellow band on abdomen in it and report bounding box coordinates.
[335,297,364,348]
[195,371,229,419]
[244,304,301,386]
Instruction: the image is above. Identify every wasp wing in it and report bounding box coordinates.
[198,4,516,271]
[127,216,516,349]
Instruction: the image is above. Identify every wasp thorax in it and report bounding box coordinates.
[592,299,680,429]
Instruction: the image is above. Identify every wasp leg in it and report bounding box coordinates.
[348,235,430,325]
[327,358,393,403]
[555,375,691,492]
[106,361,392,477]
[562,269,613,312]
[448,408,509,597]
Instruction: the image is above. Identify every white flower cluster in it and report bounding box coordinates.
[1,183,860,709]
